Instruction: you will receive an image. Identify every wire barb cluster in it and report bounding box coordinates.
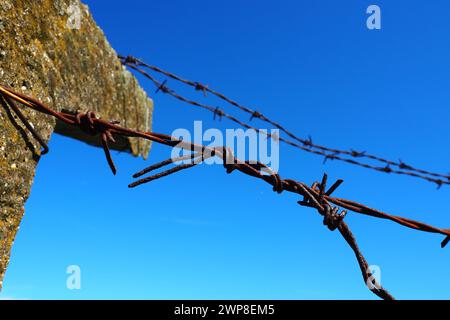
[119,55,450,188]
[1,83,449,300]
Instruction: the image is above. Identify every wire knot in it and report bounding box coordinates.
[213,107,224,121]
[382,165,392,173]
[194,82,208,96]
[75,111,101,136]
[271,173,284,194]
[123,55,139,65]
[250,111,262,121]
[398,160,413,170]
[155,80,170,94]
[303,136,313,148]
[297,174,347,231]
[321,204,347,231]
[75,111,117,175]
[351,150,366,157]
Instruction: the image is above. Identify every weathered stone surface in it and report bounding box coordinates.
[0,0,153,289]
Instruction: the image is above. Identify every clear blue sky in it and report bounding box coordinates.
[1,0,450,300]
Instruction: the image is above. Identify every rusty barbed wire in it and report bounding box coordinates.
[1,83,449,300]
[119,55,450,188]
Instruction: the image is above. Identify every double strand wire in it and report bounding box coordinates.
[119,55,450,188]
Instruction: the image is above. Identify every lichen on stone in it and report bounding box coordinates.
[0,0,153,290]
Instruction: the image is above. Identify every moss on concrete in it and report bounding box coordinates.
[0,0,153,289]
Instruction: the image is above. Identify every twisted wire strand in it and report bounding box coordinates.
[2,83,450,300]
[119,55,450,187]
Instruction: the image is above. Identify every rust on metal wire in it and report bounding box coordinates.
[119,55,450,188]
[1,83,450,300]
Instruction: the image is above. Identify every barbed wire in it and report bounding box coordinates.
[119,55,450,188]
[1,84,449,300]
